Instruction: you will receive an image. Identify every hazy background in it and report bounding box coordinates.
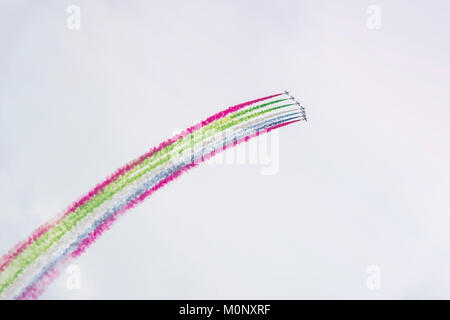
[1,0,449,299]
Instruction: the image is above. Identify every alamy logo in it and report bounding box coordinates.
[366,5,382,30]
[66,264,81,290]
[170,127,281,175]
[366,265,381,290]
[66,5,81,30]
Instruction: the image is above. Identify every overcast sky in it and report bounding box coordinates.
[1,0,450,299]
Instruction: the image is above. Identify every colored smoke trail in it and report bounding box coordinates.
[0,93,282,274]
[0,92,306,299]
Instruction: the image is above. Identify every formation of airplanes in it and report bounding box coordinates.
[284,90,307,121]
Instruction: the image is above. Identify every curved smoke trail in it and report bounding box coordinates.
[0,92,306,299]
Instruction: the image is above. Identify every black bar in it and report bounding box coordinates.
[0,299,440,318]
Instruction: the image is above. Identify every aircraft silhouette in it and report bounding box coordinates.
[284,90,307,121]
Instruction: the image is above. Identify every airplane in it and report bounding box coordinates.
[302,111,308,121]
[284,90,290,96]
[300,106,307,121]
[289,95,296,101]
